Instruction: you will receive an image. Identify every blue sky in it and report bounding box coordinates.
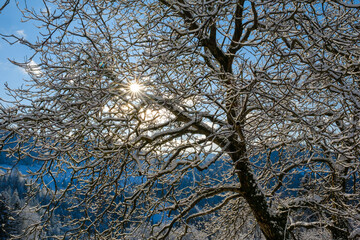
[0,1,41,101]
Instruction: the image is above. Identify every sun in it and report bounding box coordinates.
[129,82,142,93]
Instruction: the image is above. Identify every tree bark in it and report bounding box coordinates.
[228,142,288,240]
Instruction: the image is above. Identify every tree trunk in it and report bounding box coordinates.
[330,218,349,240]
[229,143,288,240]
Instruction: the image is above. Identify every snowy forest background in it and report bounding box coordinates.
[0,147,336,240]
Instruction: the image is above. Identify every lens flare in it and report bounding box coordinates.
[129,83,141,93]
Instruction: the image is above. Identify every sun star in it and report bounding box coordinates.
[129,82,142,93]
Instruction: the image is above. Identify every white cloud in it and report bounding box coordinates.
[25,60,42,77]
[18,66,28,75]
[16,30,27,38]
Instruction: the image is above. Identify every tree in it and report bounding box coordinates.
[0,0,9,13]
[0,168,63,239]
[0,0,360,239]
[0,193,11,239]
